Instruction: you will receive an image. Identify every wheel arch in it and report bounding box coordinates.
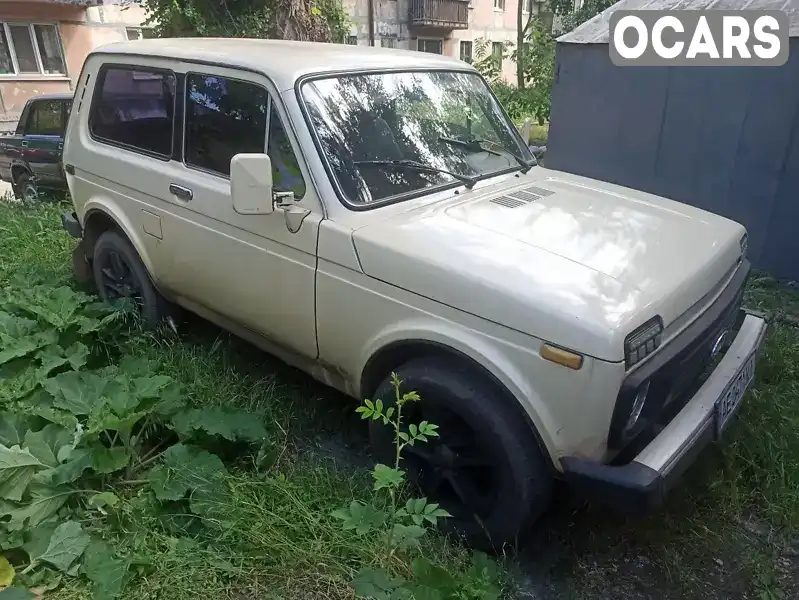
[359,335,558,469]
[11,163,31,184]
[81,200,157,280]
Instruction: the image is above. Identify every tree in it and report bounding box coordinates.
[549,0,616,33]
[142,0,349,43]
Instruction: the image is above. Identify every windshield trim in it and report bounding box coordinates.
[294,66,533,212]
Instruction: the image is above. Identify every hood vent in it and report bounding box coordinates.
[490,184,555,209]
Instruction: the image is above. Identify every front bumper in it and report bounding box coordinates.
[561,310,767,513]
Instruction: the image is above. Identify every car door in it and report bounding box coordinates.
[156,65,321,360]
[21,98,66,187]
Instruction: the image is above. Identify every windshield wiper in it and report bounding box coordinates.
[354,159,478,189]
[439,136,536,173]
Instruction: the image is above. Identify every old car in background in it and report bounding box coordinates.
[0,93,72,202]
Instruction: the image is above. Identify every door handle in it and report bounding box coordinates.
[21,140,28,147]
[169,184,193,201]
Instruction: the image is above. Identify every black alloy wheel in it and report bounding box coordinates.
[92,230,170,329]
[369,357,553,550]
[98,249,143,308]
[399,401,500,526]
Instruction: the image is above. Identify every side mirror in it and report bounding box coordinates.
[231,153,274,215]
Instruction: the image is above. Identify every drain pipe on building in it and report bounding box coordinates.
[368,0,375,46]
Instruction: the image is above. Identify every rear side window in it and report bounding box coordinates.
[184,73,268,176]
[89,65,176,158]
[25,100,65,136]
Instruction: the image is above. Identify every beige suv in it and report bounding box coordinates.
[61,38,767,548]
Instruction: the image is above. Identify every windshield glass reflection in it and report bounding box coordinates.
[301,70,532,206]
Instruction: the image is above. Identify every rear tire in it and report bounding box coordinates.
[15,172,38,204]
[368,357,553,551]
[92,230,170,329]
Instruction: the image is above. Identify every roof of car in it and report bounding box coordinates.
[30,92,73,102]
[92,38,476,91]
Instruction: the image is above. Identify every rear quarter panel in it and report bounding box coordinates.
[63,54,176,285]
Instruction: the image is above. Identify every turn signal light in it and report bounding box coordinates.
[541,343,584,370]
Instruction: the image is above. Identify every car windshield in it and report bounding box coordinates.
[300,70,533,206]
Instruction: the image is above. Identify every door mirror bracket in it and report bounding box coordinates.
[275,192,310,234]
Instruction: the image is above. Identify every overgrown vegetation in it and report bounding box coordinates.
[472,0,613,136]
[143,0,350,44]
[2,185,799,599]
[332,376,503,599]
[549,0,616,35]
[0,202,502,599]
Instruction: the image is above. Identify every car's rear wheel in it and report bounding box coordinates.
[15,172,38,204]
[368,357,553,550]
[92,230,169,329]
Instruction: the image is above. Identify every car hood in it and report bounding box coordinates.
[352,167,746,362]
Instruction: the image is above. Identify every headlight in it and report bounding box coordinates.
[740,233,748,258]
[625,316,663,369]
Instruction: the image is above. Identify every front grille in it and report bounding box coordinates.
[607,263,748,451]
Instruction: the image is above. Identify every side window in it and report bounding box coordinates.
[89,65,176,158]
[25,100,64,136]
[184,73,268,176]
[268,104,306,199]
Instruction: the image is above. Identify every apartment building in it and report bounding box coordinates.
[0,0,151,130]
[342,0,549,81]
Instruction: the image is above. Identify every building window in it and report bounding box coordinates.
[459,41,473,64]
[347,35,358,45]
[89,66,176,158]
[418,39,443,54]
[125,27,156,41]
[0,23,66,76]
[493,0,505,10]
[381,37,397,49]
[523,0,537,12]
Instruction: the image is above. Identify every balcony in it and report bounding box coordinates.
[409,0,469,30]
[9,1,103,4]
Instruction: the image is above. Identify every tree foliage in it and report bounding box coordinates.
[474,21,554,126]
[549,0,616,34]
[142,0,349,43]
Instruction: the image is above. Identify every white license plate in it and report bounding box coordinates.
[715,351,757,437]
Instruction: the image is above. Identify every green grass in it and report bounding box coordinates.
[0,200,484,599]
[2,199,799,599]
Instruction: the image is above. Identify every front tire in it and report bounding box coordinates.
[368,357,553,550]
[92,230,169,329]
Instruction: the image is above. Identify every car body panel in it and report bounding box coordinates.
[352,168,745,361]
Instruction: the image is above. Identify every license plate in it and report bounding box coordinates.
[715,351,757,437]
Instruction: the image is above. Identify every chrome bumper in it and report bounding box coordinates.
[561,311,768,512]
